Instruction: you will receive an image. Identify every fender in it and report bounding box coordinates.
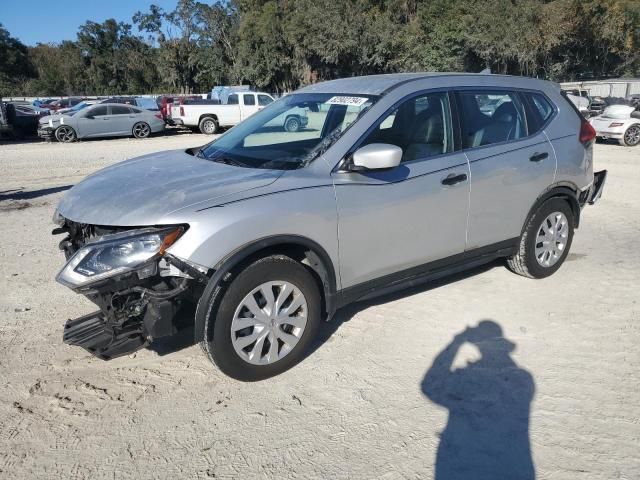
[194,235,338,342]
[524,184,581,232]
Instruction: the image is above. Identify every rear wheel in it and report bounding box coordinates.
[620,124,640,147]
[132,122,151,139]
[201,255,321,381]
[507,198,574,279]
[199,116,219,135]
[55,125,76,143]
[284,116,301,132]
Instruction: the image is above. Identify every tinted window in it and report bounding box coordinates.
[360,92,452,162]
[258,95,273,106]
[227,94,239,105]
[89,106,108,116]
[243,94,256,105]
[532,93,553,122]
[111,106,132,115]
[457,91,526,148]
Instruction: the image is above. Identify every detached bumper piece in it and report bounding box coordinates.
[63,311,148,360]
[589,169,607,205]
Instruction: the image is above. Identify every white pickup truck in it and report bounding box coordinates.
[170,90,308,134]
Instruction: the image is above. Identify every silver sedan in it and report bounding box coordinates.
[38,103,165,142]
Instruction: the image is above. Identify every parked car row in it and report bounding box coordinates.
[25,90,310,142]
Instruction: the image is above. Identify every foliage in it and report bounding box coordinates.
[0,0,638,97]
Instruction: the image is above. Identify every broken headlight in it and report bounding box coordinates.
[56,227,183,288]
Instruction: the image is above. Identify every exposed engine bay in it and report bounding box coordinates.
[53,217,209,360]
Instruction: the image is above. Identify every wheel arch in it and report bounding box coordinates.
[524,184,581,233]
[199,113,219,123]
[194,234,338,343]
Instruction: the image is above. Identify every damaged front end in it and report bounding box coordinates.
[53,214,209,360]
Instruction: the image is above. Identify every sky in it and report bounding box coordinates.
[1,0,178,45]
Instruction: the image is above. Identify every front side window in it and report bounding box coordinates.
[199,93,377,170]
[457,91,526,148]
[243,94,256,106]
[360,92,452,162]
[258,94,273,106]
[89,106,108,117]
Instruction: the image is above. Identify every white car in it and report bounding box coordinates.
[589,105,640,147]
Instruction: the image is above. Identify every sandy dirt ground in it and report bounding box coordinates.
[0,133,639,479]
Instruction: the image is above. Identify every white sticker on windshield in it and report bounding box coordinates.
[325,96,369,107]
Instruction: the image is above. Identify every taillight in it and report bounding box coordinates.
[180,106,185,116]
[579,119,596,144]
[608,122,624,128]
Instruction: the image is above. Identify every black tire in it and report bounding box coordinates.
[199,116,219,135]
[132,121,151,139]
[55,125,76,143]
[201,255,321,381]
[619,124,640,147]
[506,198,574,279]
[284,116,301,132]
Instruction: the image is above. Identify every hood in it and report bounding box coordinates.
[56,149,283,226]
[39,113,69,125]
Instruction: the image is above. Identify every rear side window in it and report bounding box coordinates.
[111,106,132,115]
[523,92,555,134]
[243,95,256,105]
[227,94,239,105]
[456,91,526,148]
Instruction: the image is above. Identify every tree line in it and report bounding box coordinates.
[1,0,639,97]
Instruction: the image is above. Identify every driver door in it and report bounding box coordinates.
[333,91,470,289]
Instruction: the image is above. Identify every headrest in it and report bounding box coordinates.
[492,102,517,123]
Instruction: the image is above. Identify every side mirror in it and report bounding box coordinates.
[350,143,402,171]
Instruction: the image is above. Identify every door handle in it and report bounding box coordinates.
[529,152,548,162]
[441,173,468,186]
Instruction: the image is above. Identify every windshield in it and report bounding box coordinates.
[198,93,377,170]
[66,102,88,115]
[136,97,159,110]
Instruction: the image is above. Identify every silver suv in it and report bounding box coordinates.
[54,73,607,380]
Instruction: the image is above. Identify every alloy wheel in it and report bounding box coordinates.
[624,125,640,146]
[535,211,569,267]
[55,126,75,143]
[133,123,150,138]
[202,119,216,134]
[231,281,308,365]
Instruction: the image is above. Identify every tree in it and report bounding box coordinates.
[0,23,35,95]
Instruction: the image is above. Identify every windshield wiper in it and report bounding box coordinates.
[212,156,250,168]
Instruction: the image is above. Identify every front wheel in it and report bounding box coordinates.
[620,124,640,147]
[132,122,151,139]
[55,125,76,143]
[201,255,321,381]
[507,198,574,279]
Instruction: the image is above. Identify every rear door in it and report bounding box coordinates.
[456,89,556,250]
[241,94,260,119]
[110,105,136,135]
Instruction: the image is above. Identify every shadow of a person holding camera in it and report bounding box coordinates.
[421,320,535,480]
